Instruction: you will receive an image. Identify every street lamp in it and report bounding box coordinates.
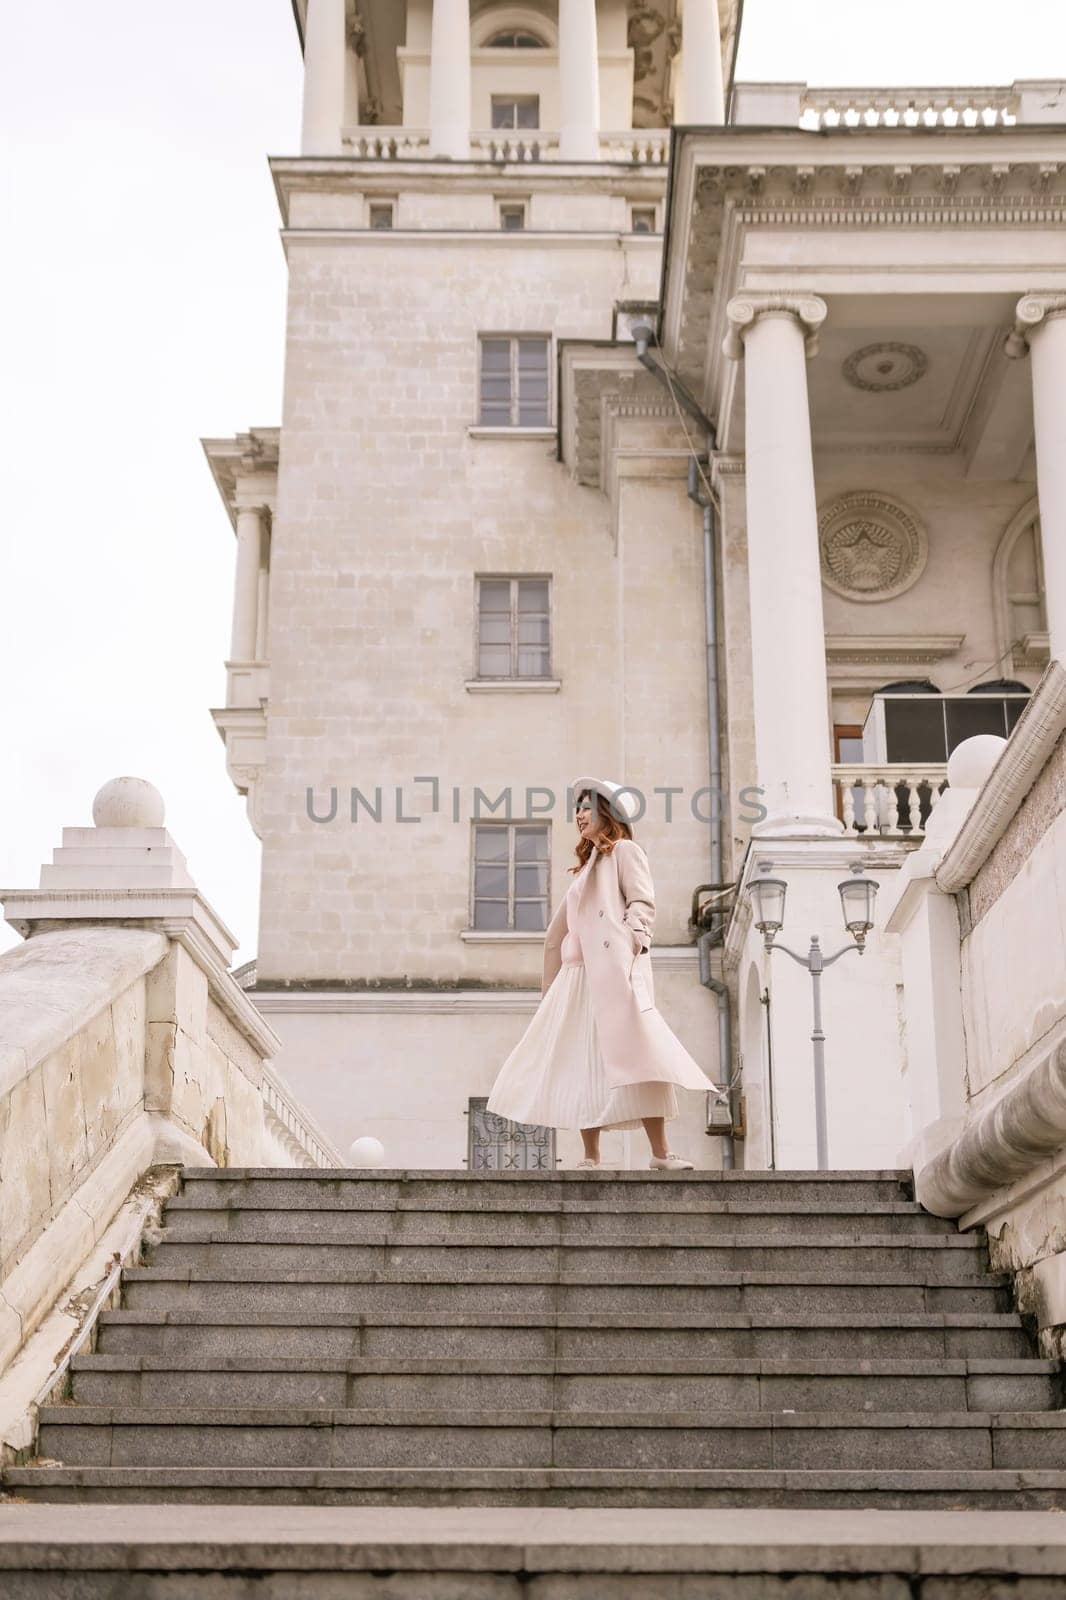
[748,860,879,1168]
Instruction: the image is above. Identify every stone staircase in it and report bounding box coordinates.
[7,1168,1066,1509]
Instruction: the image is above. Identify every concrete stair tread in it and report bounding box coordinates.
[12,1465,1066,1489]
[38,1405,1066,1428]
[8,1503,1066,1575]
[97,1307,1027,1329]
[71,1354,1060,1376]
[181,1169,914,1182]
[123,1266,1004,1284]
[153,1229,979,1249]
[165,1197,939,1216]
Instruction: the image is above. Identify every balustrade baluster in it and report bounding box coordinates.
[907,780,923,832]
[884,781,899,833]
[842,782,856,834]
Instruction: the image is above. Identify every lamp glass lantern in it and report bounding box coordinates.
[749,863,788,946]
[838,862,878,946]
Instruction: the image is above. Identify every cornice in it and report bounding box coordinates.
[201,429,280,528]
[269,156,669,225]
[560,350,681,490]
[664,133,1066,389]
[825,634,965,666]
[936,658,1066,893]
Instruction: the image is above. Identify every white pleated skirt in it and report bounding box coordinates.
[486,960,681,1132]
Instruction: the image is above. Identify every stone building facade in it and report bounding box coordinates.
[204,0,1066,1172]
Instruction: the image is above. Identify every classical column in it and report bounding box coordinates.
[300,0,348,155]
[723,294,842,836]
[1006,293,1066,662]
[680,0,726,125]
[429,0,471,159]
[558,0,600,161]
[231,506,265,662]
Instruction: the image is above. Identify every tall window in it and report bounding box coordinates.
[491,94,540,129]
[479,335,550,427]
[472,822,550,931]
[476,576,550,678]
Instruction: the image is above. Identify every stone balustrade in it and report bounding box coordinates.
[732,80,1066,130]
[0,777,341,1451]
[880,664,1066,1354]
[832,763,949,836]
[340,127,670,166]
[262,1063,343,1170]
[800,85,1020,129]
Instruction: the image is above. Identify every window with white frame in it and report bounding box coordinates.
[491,94,540,129]
[476,575,551,679]
[630,206,657,234]
[478,335,550,427]
[368,201,395,230]
[472,822,550,931]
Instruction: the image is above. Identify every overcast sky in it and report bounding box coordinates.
[2,2,1063,967]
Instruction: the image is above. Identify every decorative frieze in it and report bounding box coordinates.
[669,142,1066,387]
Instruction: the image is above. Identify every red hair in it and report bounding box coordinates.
[569,788,634,873]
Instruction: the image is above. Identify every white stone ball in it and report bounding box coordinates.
[348,1136,386,1168]
[946,735,1007,793]
[92,776,166,829]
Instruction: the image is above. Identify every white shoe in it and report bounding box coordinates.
[575,1157,600,1170]
[649,1153,694,1172]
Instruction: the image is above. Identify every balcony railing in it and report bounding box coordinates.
[341,128,671,165]
[799,86,1019,130]
[832,763,949,837]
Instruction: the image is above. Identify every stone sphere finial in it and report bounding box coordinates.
[92,776,166,829]
[348,1135,386,1169]
[946,735,1007,793]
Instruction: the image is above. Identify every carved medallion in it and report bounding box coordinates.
[842,341,928,391]
[818,492,928,601]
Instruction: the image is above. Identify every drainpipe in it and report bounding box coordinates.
[632,324,736,1167]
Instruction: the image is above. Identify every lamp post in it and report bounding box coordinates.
[748,860,878,1169]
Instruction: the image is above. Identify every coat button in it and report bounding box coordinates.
[603,940,609,947]
[598,910,604,917]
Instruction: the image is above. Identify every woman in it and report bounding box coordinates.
[486,776,713,1170]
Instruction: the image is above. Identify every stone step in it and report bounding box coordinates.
[68,1353,1061,1413]
[11,1465,1066,1511]
[162,1197,956,1240]
[34,1406,1066,1472]
[178,1169,915,1211]
[144,1234,987,1281]
[93,1307,1036,1362]
[119,1267,1009,1316]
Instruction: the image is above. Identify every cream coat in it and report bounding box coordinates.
[541,838,710,1094]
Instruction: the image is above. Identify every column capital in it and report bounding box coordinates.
[1004,292,1066,358]
[234,502,270,525]
[722,293,829,361]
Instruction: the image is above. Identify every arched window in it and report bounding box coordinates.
[993,497,1047,671]
[486,28,547,47]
